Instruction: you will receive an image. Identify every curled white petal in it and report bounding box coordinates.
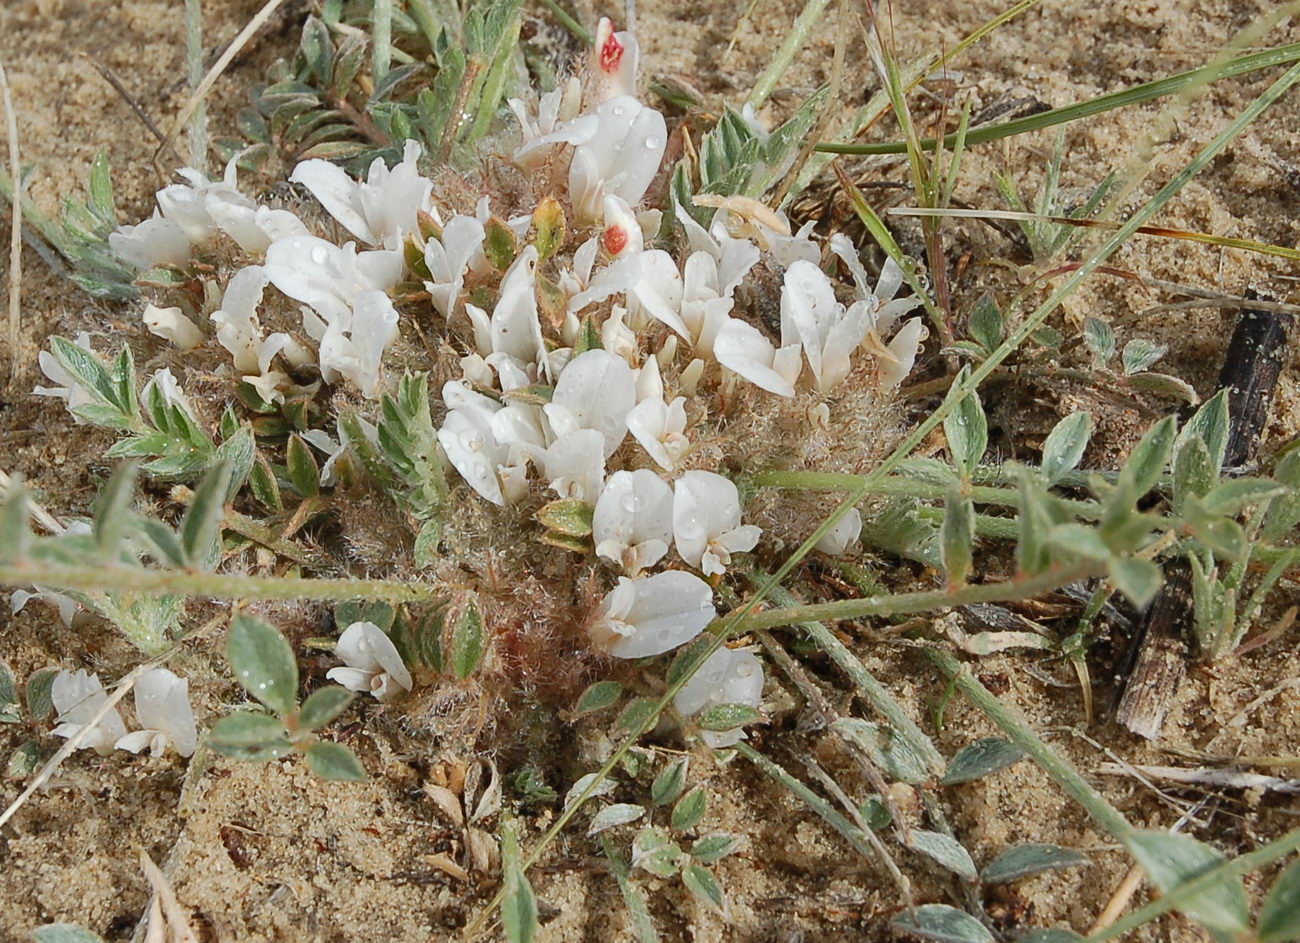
[143,304,203,351]
[815,507,863,556]
[51,669,128,755]
[673,646,765,747]
[328,621,412,700]
[714,318,799,397]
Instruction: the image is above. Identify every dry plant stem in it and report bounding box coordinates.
[0,614,223,831]
[1089,863,1145,935]
[184,0,208,174]
[0,58,21,385]
[80,53,166,143]
[154,0,289,174]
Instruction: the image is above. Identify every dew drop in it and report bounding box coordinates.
[644,138,660,150]
[612,104,627,117]
[311,246,329,265]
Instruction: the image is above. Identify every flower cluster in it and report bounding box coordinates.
[61,15,928,736]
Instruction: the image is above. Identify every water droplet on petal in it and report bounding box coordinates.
[311,246,329,265]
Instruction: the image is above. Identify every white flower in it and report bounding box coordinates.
[290,139,432,250]
[327,621,413,700]
[302,414,378,486]
[600,194,643,259]
[508,77,583,170]
[779,259,876,392]
[829,233,918,335]
[210,265,312,402]
[317,289,401,398]
[714,317,802,397]
[541,428,606,502]
[521,96,666,221]
[673,646,764,747]
[626,357,690,471]
[465,246,547,374]
[545,348,636,459]
[587,571,716,658]
[50,669,128,755]
[33,331,98,416]
[114,668,198,757]
[673,471,761,576]
[109,214,191,269]
[423,214,486,318]
[815,507,862,556]
[437,381,539,506]
[11,587,80,626]
[593,470,673,576]
[879,317,928,389]
[588,16,640,106]
[143,304,203,351]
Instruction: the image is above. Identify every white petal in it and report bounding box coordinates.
[358,622,413,694]
[714,318,796,397]
[550,349,636,458]
[815,507,862,556]
[326,666,376,693]
[290,159,376,245]
[143,305,203,350]
[588,572,716,658]
[880,317,927,388]
[114,730,159,755]
[542,429,606,502]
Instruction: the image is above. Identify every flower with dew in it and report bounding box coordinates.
[508,76,583,170]
[465,246,548,377]
[263,235,403,398]
[626,355,690,471]
[290,139,432,250]
[827,233,927,388]
[142,304,203,351]
[111,158,305,267]
[518,95,666,222]
[587,570,717,658]
[114,667,198,758]
[673,471,761,577]
[593,469,673,576]
[327,621,413,700]
[541,428,606,503]
[437,381,539,506]
[544,348,637,459]
[815,507,862,556]
[50,669,129,755]
[672,646,765,747]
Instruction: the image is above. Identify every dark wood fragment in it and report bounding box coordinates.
[1115,294,1291,739]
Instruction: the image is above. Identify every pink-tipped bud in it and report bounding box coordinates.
[595,18,624,74]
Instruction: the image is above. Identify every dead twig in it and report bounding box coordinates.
[1,57,21,386]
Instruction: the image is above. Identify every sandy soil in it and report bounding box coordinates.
[1,0,1298,940]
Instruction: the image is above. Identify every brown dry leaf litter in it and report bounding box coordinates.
[2,0,1299,940]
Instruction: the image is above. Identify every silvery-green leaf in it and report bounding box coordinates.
[834,718,929,784]
[1082,317,1114,365]
[501,816,538,943]
[587,803,647,835]
[891,903,994,942]
[906,830,978,881]
[1040,412,1092,487]
[1121,416,1176,498]
[671,786,709,832]
[601,834,658,943]
[32,925,107,943]
[536,498,594,537]
[652,757,689,806]
[942,738,1024,785]
[1176,388,1230,478]
[575,680,623,716]
[1127,372,1199,404]
[1173,437,1214,517]
[298,686,354,731]
[943,369,988,479]
[26,666,60,721]
[1130,830,1249,938]
[450,598,485,679]
[564,772,617,810]
[682,864,727,916]
[0,661,18,723]
[1258,857,1300,943]
[980,843,1089,884]
[690,833,742,862]
[1046,523,1111,562]
[1015,931,1082,943]
[213,425,257,501]
[286,434,321,499]
[0,477,30,565]
[697,703,762,732]
[209,711,285,749]
[616,697,660,737]
[632,826,683,878]
[227,613,299,716]
[1200,478,1286,516]
[859,796,892,830]
[92,462,138,554]
[6,739,40,778]
[968,294,1003,353]
[941,489,974,586]
[180,460,231,571]
[1108,557,1162,608]
[1121,338,1167,375]
[305,741,366,781]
